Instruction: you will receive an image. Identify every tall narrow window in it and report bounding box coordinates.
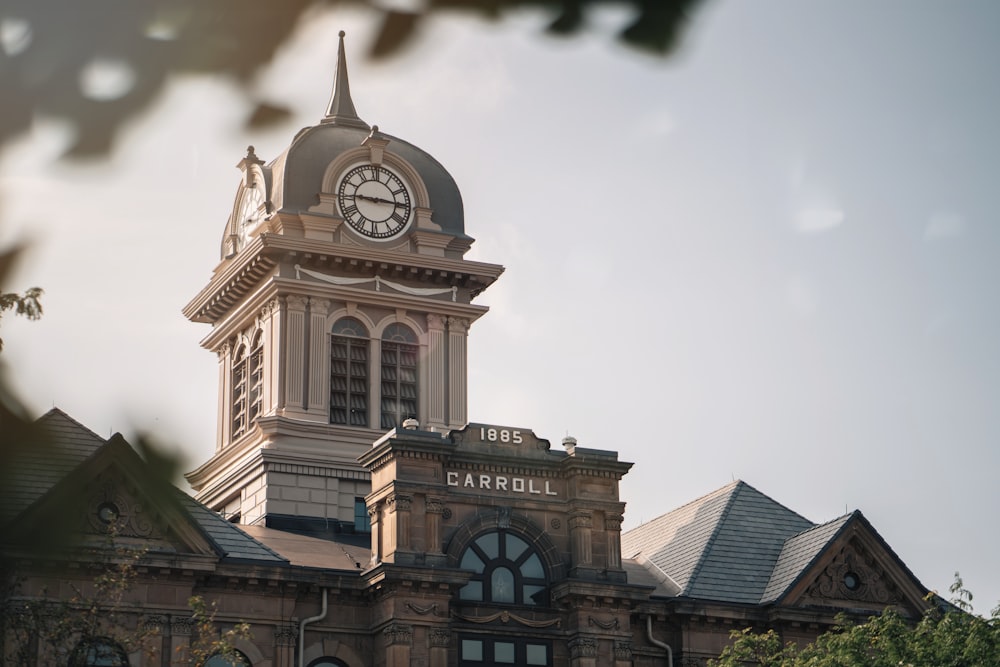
[380,323,418,429]
[354,497,371,533]
[232,329,264,440]
[330,317,369,426]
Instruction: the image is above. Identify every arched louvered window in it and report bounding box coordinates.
[457,529,548,606]
[232,329,263,439]
[330,317,369,426]
[380,323,418,429]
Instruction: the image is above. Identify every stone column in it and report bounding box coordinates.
[217,342,232,451]
[446,317,469,428]
[383,623,413,667]
[569,510,593,567]
[369,501,383,565]
[273,625,297,667]
[426,314,447,430]
[606,513,624,570]
[307,298,331,412]
[169,616,194,665]
[429,627,451,667]
[284,295,308,410]
[259,299,280,416]
[426,496,445,554]
[568,636,599,667]
[388,493,412,555]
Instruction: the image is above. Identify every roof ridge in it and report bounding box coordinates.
[681,480,744,593]
[37,407,107,444]
[625,480,741,537]
[736,479,815,525]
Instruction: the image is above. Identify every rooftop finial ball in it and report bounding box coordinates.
[339,30,346,38]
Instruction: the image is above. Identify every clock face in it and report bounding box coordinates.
[237,187,264,250]
[337,164,413,239]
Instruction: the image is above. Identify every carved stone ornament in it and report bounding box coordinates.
[86,480,161,539]
[388,494,412,512]
[497,506,512,529]
[806,541,902,605]
[383,623,413,646]
[426,497,445,514]
[447,317,469,333]
[428,627,451,648]
[405,602,438,616]
[274,625,298,647]
[568,510,593,530]
[142,615,167,632]
[172,616,195,636]
[426,313,446,330]
[550,518,562,530]
[309,297,331,315]
[614,640,632,661]
[605,514,624,531]
[286,295,308,311]
[451,610,561,629]
[568,636,599,659]
[588,615,620,630]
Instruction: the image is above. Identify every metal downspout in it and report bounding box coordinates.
[299,588,328,667]
[646,615,674,667]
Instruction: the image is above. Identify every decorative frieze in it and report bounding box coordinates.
[172,616,194,636]
[428,628,451,648]
[806,542,902,605]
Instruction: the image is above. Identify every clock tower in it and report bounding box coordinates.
[184,33,503,535]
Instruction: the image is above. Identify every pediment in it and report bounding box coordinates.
[781,517,929,618]
[6,436,217,559]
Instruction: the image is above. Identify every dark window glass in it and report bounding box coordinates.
[457,529,548,606]
[354,497,370,533]
[204,651,250,667]
[458,636,551,667]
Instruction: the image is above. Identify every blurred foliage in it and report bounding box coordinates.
[709,574,1000,667]
[0,0,704,158]
[0,243,42,352]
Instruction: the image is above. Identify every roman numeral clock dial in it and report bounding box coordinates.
[337,164,413,239]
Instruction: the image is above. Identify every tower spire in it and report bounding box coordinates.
[323,31,370,129]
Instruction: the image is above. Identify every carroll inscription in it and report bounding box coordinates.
[447,471,558,496]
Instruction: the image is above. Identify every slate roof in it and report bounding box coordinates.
[0,408,106,524]
[622,480,820,604]
[3,409,286,565]
[761,512,853,603]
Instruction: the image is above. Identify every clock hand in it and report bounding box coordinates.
[355,193,399,205]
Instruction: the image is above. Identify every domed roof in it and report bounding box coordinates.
[266,32,466,238]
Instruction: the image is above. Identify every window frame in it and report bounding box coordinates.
[330,317,370,426]
[457,529,549,607]
[379,323,418,429]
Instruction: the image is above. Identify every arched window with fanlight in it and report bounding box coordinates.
[69,637,129,666]
[457,529,549,606]
[380,323,418,429]
[204,651,251,667]
[330,317,369,426]
[232,329,264,440]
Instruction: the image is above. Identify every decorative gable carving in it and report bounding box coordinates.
[83,477,165,541]
[804,538,903,606]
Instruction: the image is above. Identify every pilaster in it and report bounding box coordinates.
[426,313,447,430]
[284,295,308,412]
[384,622,413,667]
[447,316,469,428]
[217,342,233,451]
[307,298,331,412]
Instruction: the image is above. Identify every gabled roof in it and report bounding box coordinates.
[761,512,853,603]
[2,409,286,566]
[0,408,106,524]
[622,480,814,604]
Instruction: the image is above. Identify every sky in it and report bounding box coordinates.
[3,2,999,612]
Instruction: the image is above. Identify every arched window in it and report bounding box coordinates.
[69,637,129,666]
[330,317,369,426]
[307,659,349,667]
[457,529,548,606]
[204,650,251,667]
[380,323,418,429]
[232,330,263,439]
